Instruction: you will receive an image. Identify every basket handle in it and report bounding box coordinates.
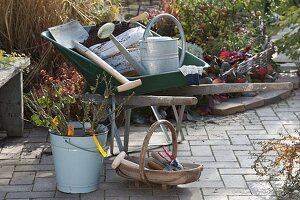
[139,120,178,184]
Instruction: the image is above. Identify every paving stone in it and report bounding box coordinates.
[177,156,215,163]
[33,177,56,191]
[80,189,104,200]
[35,171,55,178]
[0,179,9,185]
[259,116,279,121]
[186,127,207,136]
[277,112,299,121]
[283,124,300,130]
[219,168,256,175]
[222,175,247,188]
[0,166,14,178]
[0,192,6,200]
[244,175,269,181]
[229,135,251,145]
[248,134,281,140]
[10,172,35,185]
[0,185,32,192]
[180,180,224,188]
[201,168,222,181]
[131,196,178,200]
[55,190,80,198]
[287,100,300,107]
[190,140,230,146]
[227,130,267,135]
[244,125,264,130]
[199,162,240,169]
[236,155,256,168]
[256,107,276,117]
[0,159,39,165]
[0,153,21,160]
[212,145,254,151]
[190,146,212,157]
[262,124,286,134]
[176,141,191,151]
[274,107,300,112]
[178,188,203,200]
[1,143,23,153]
[247,182,275,196]
[207,130,229,140]
[204,196,228,200]
[213,151,237,162]
[40,154,54,164]
[105,188,153,197]
[228,196,277,200]
[202,188,251,196]
[185,135,209,140]
[5,191,55,199]
[15,165,55,171]
[212,102,245,115]
[176,151,192,156]
[205,125,244,131]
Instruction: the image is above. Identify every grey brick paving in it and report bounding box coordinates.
[0,86,299,199]
[10,172,35,185]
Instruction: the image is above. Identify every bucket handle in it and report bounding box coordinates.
[143,13,186,68]
[64,138,108,154]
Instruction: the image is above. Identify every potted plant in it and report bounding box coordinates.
[24,76,118,193]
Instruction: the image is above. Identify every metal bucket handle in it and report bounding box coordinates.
[143,13,186,68]
[64,138,108,153]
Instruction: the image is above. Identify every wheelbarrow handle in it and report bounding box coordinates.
[73,41,142,92]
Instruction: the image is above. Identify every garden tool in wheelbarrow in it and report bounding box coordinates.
[47,20,142,92]
[97,13,187,76]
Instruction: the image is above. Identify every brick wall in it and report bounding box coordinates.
[120,0,162,18]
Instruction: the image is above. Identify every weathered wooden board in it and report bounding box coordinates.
[154,82,294,96]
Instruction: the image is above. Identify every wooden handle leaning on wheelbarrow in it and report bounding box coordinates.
[73,41,142,92]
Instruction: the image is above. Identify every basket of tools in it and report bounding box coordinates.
[112,120,203,189]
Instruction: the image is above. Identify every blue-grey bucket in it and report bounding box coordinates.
[49,122,108,193]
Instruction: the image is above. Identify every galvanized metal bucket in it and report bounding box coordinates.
[50,122,108,193]
[139,14,186,75]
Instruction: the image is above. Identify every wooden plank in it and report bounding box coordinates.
[154,82,294,96]
[117,95,198,106]
[83,94,198,107]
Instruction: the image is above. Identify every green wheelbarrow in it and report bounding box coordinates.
[41,23,209,95]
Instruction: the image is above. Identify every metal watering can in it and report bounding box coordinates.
[98,13,186,75]
[139,13,186,75]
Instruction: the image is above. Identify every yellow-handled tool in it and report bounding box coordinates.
[92,134,107,157]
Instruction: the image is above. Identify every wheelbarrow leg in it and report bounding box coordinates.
[151,106,171,142]
[109,95,124,154]
[172,105,186,141]
[124,108,132,152]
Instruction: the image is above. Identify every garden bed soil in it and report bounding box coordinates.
[84,22,131,48]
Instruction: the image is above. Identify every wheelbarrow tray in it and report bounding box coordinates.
[41,24,209,95]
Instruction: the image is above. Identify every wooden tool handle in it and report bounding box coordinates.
[73,41,142,92]
[73,41,128,84]
[129,12,149,23]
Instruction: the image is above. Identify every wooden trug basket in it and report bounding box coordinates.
[114,120,203,188]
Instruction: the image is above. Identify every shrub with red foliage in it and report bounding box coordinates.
[37,62,85,96]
